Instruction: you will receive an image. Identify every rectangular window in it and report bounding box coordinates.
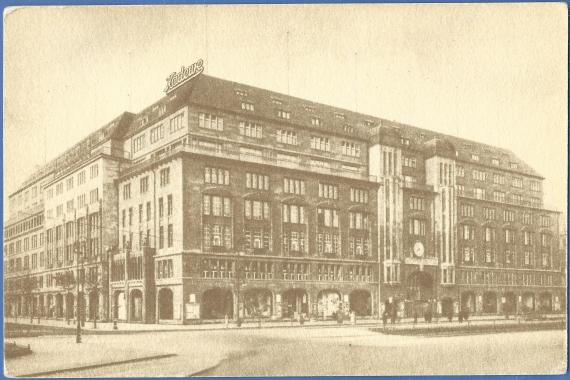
[90,188,99,204]
[350,188,368,204]
[241,102,255,111]
[198,112,223,131]
[168,224,173,247]
[512,177,523,188]
[150,124,165,143]
[403,156,417,168]
[456,166,465,177]
[159,226,164,249]
[277,110,290,119]
[283,178,305,195]
[167,195,173,216]
[540,216,550,228]
[204,167,230,185]
[474,188,485,200]
[239,121,263,139]
[472,170,487,181]
[483,207,496,220]
[309,136,329,151]
[341,141,361,157]
[140,177,149,193]
[493,191,505,203]
[409,219,427,236]
[484,227,496,242]
[90,163,99,179]
[504,210,515,223]
[410,197,426,211]
[132,134,146,153]
[246,173,270,190]
[493,173,506,185]
[277,130,298,145]
[159,197,164,218]
[123,184,131,200]
[66,177,74,190]
[318,183,338,200]
[78,171,86,185]
[523,213,532,225]
[169,113,185,133]
[160,168,170,186]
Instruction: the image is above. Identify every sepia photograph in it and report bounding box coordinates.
[2,3,568,377]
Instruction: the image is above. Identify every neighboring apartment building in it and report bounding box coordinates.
[4,69,565,324]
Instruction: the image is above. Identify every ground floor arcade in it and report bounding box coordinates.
[5,289,109,322]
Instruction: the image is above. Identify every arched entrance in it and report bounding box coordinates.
[317,289,341,318]
[65,293,74,320]
[349,290,371,316]
[282,289,308,318]
[503,292,517,315]
[200,288,233,319]
[461,291,476,313]
[522,292,535,312]
[158,288,174,320]
[114,291,126,320]
[483,292,497,314]
[538,292,552,313]
[407,271,434,301]
[130,289,143,321]
[55,294,64,318]
[243,289,272,318]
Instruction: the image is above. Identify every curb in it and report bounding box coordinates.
[15,353,177,378]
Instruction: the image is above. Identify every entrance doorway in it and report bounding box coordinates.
[282,289,308,318]
[200,288,232,319]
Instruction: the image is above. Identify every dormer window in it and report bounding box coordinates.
[343,125,354,133]
[271,98,283,106]
[241,102,255,112]
[401,138,410,146]
[235,89,248,97]
[364,120,374,127]
[277,110,290,120]
[334,113,346,120]
[510,162,518,169]
[158,105,167,117]
[471,154,479,161]
[138,116,148,128]
[304,105,315,112]
[491,158,500,166]
[311,117,323,127]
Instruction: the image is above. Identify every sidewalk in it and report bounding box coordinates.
[5,313,566,334]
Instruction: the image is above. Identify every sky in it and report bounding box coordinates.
[3,4,567,216]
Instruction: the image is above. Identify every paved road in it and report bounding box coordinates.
[9,326,566,377]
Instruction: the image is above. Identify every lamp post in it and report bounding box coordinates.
[75,238,86,343]
[234,251,245,326]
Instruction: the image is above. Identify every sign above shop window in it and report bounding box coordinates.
[164,59,204,94]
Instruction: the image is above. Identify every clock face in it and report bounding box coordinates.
[413,242,425,258]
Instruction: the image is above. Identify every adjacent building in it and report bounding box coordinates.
[4,68,565,324]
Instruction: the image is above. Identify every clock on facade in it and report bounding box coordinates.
[413,241,425,258]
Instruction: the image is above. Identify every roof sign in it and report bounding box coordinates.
[164,59,204,94]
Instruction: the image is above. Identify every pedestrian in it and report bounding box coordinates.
[413,312,418,324]
[447,309,453,322]
[382,311,387,326]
